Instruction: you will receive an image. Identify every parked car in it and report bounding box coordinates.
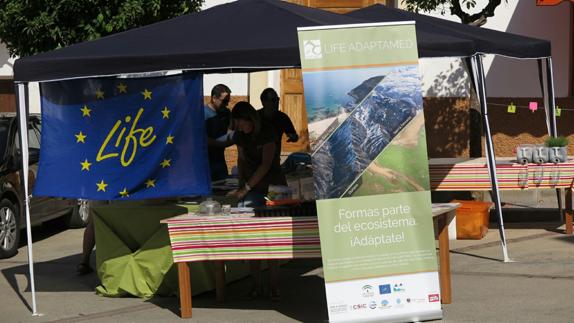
[0,113,88,259]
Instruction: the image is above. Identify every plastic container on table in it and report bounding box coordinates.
[199,197,221,215]
[451,200,493,240]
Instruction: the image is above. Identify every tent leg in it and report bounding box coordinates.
[471,55,511,262]
[15,82,38,315]
[542,57,557,137]
[540,57,563,220]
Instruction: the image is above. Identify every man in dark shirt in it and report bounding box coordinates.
[258,88,298,155]
[204,84,233,181]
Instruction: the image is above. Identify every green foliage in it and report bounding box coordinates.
[402,0,504,25]
[545,136,569,148]
[0,0,204,57]
[402,0,452,14]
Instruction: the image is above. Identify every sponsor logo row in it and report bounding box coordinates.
[330,294,440,315]
[362,283,405,298]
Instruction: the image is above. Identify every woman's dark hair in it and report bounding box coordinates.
[232,101,261,135]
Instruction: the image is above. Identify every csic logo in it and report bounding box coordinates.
[352,303,367,310]
[378,284,391,295]
[303,40,322,59]
[393,283,405,292]
[362,285,374,297]
[428,294,440,303]
[369,301,377,309]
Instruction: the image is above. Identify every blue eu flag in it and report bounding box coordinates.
[34,73,211,200]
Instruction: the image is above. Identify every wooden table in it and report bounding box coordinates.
[429,157,574,234]
[163,203,459,318]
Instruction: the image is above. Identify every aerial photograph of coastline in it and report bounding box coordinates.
[303,67,389,151]
[305,65,424,199]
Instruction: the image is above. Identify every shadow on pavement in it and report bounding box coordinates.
[551,234,574,245]
[147,259,328,322]
[449,250,501,262]
[19,217,77,247]
[1,253,98,312]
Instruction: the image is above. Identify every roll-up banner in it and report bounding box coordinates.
[297,22,442,322]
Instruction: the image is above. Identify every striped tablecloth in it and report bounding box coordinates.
[164,215,321,263]
[429,157,574,191]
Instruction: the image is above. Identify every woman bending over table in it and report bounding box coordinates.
[230,101,285,300]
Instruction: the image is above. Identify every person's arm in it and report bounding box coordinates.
[234,142,275,199]
[282,113,299,142]
[207,131,236,148]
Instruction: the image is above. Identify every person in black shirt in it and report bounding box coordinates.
[230,101,285,204]
[258,88,298,155]
[204,84,234,181]
[229,101,283,300]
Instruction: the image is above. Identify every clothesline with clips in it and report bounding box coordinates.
[486,102,572,116]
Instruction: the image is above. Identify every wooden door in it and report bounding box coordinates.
[280,0,391,153]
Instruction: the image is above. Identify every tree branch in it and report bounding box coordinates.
[450,0,503,26]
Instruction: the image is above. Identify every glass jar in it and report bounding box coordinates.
[199,197,221,216]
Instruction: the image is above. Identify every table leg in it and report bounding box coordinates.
[215,261,226,302]
[177,262,192,318]
[566,189,573,235]
[437,213,452,304]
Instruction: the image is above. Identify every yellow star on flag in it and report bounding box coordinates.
[166,135,174,144]
[117,83,127,93]
[119,188,129,198]
[75,131,87,143]
[80,105,91,117]
[80,159,92,171]
[160,159,171,168]
[96,180,108,192]
[161,106,170,119]
[95,89,105,99]
[142,89,152,100]
[145,179,156,188]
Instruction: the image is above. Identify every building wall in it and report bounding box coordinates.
[398,1,573,159]
[404,1,572,98]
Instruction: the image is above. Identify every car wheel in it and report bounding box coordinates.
[0,199,20,259]
[68,199,89,229]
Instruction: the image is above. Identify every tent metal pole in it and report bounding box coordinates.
[15,82,38,315]
[537,59,552,137]
[541,57,563,223]
[471,55,511,262]
[544,57,557,137]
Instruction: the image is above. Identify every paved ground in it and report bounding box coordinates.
[1,215,573,323]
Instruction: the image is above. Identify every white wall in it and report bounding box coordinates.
[409,0,571,97]
[0,43,14,79]
[203,73,249,97]
[201,0,250,97]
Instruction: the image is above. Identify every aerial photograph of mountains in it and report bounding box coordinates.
[303,65,430,200]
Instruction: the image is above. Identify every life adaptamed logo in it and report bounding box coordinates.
[303,40,322,59]
[362,285,375,297]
